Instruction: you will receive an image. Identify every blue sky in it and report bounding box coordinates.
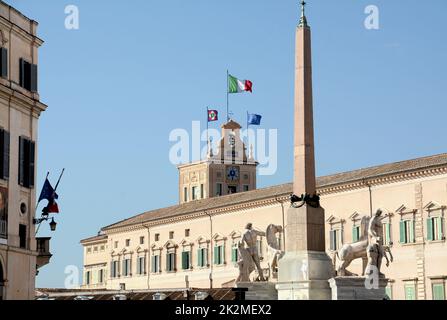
[6,0,446,288]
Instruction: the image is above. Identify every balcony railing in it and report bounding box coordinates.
[36,237,52,269]
[0,219,6,239]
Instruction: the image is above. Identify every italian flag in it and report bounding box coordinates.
[228,74,253,93]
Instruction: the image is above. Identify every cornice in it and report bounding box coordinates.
[318,166,447,195]
[0,15,44,47]
[0,82,47,116]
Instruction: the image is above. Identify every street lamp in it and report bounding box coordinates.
[49,218,57,231]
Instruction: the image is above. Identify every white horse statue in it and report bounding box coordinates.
[266,224,284,279]
[335,216,370,276]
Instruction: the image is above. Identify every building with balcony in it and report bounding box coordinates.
[0,1,48,300]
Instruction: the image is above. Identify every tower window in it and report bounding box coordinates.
[216,183,223,196]
[200,184,204,199]
[184,187,188,202]
[228,186,237,194]
[243,185,249,192]
[192,186,198,200]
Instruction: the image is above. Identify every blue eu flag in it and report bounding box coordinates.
[247,114,262,126]
[38,178,59,203]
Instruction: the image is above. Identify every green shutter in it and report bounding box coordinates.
[433,284,445,300]
[385,286,392,300]
[232,247,238,262]
[385,223,391,245]
[409,220,415,243]
[352,226,357,242]
[214,246,218,265]
[438,217,444,241]
[400,221,406,243]
[181,252,186,270]
[405,285,416,300]
[197,249,202,267]
[219,245,224,264]
[329,230,335,251]
[427,218,434,241]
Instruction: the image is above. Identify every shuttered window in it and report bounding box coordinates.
[231,244,238,262]
[98,269,104,283]
[122,258,131,276]
[427,217,444,241]
[197,248,208,267]
[18,136,35,189]
[19,58,38,92]
[385,286,392,300]
[352,225,360,242]
[214,245,224,265]
[0,48,7,79]
[330,229,339,251]
[432,283,445,300]
[0,129,9,180]
[181,251,190,270]
[151,255,160,273]
[405,284,416,300]
[166,252,176,272]
[400,220,415,244]
[137,256,146,275]
[216,183,223,196]
[383,223,391,245]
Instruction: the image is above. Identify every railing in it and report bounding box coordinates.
[36,237,52,269]
[36,237,51,255]
[0,219,6,239]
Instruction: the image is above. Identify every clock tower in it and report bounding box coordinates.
[178,120,258,204]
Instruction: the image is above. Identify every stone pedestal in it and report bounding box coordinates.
[276,205,334,300]
[235,282,278,300]
[276,251,333,300]
[328,277,389,300]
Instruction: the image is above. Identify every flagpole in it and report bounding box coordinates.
[226,70,229,122]
[246,111,250,154]
[54,168,65,192]
[206,107,209,160]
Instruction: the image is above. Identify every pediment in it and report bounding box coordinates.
[424,201,445,211]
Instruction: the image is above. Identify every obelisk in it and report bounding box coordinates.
[276,1,334,300]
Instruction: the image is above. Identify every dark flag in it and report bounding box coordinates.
[38,178,60,214]
[38,178,59,203]
[247,113,262,126]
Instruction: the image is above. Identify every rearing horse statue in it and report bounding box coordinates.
[335,216,370,276]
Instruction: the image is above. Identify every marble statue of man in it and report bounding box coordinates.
[367,209,386,277]
[242,223,266,281]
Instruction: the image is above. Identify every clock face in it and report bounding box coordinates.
[226,166,240,182]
